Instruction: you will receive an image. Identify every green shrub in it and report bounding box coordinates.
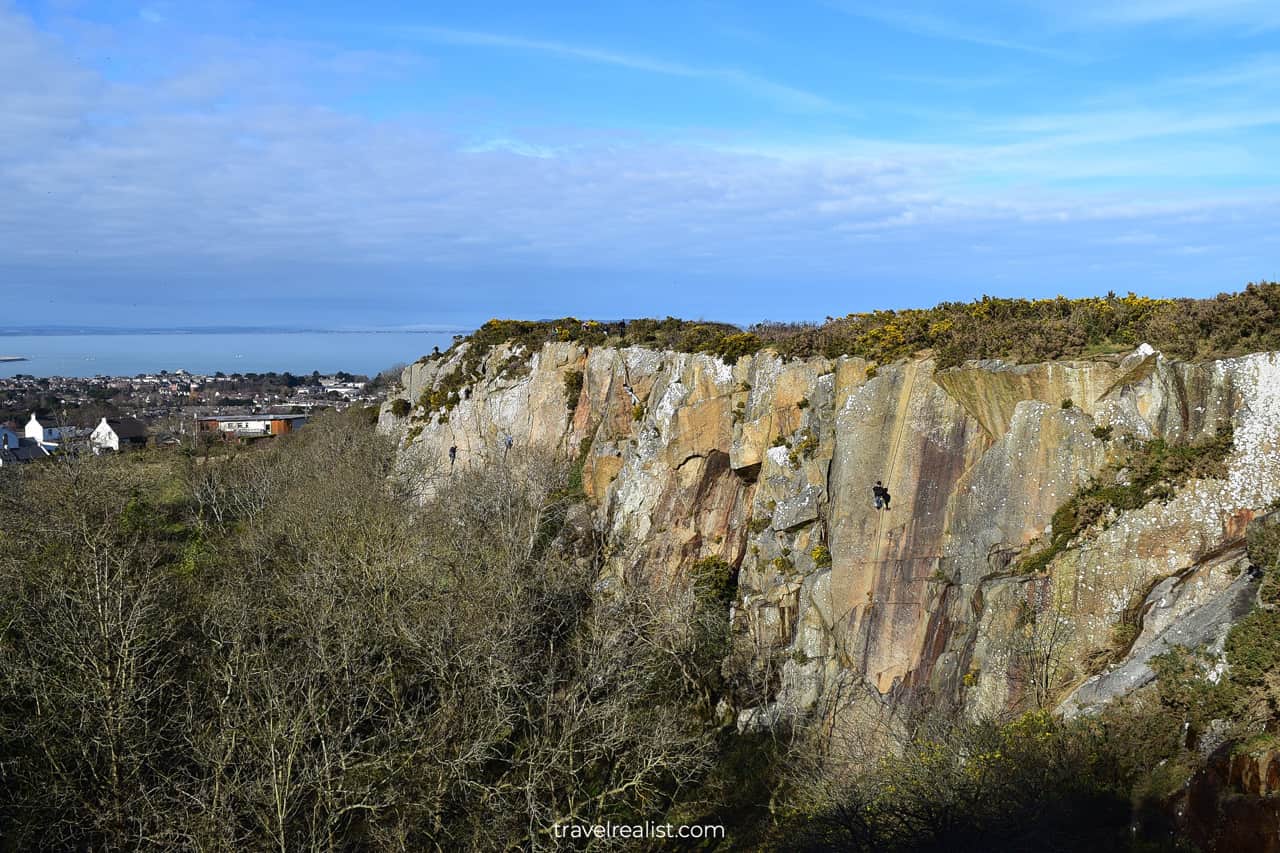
[1224,608,1280,693]
[1146,601,1280,759]
[810,545,832,568]
[562,369,584,414]
[1247,514,1280,567]
[1015,425,1234,573]
[389,398,411,418]
[1247,515,1280,604]
[1061,398,1074,409]
[793,429,820,459]
[1109,622,1139,655]
[1150,646,1236,734]
[563,438,591,500]
[782,708,1163,852]
[710,332,762,365]
[691,556,737,611]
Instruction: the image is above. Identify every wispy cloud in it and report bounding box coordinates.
[398,25,842,113]
[1066,0,1280,30]
[830,3,1084,60]
[2,4,1279,325]
[988,106,1280,146]
[1168,52,1280,88]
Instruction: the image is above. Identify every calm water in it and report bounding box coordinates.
[0,332,459,378]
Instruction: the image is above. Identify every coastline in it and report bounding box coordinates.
[0,330,456,378]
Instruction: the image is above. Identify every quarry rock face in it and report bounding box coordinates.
[381,342,1280,721]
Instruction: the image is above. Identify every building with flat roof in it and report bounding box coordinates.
[196,413,309,438]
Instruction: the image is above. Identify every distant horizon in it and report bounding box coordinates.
[0,326,473,337]
[4,279,1277,339]
[0,330,459,379]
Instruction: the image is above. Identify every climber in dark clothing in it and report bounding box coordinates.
[873,481,891,510]
[448,445,457,466]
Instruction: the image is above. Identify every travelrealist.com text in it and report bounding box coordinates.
[551,821,726,841]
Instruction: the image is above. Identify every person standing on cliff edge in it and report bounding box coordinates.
[873,481,891,510]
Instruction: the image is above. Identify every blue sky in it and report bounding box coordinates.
[3,0,1279,329]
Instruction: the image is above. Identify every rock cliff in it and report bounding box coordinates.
[379,340,1280,722]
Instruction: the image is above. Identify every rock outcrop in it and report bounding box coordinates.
[381,340,1280,722]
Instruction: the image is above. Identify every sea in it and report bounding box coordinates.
[0,331,462,379]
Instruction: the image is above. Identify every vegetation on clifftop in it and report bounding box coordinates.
[422,284,1280,384]
[404,283,1280,426]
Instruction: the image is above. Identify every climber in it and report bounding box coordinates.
[873,481,891,510]
[504,434,514,458]
[448,445,457,467]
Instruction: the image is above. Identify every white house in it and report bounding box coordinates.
[89,417,149,453]
[25,414,63,449]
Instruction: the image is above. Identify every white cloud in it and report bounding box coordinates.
[0,4,1277,308]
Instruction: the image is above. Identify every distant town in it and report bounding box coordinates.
[0,367,392,465]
